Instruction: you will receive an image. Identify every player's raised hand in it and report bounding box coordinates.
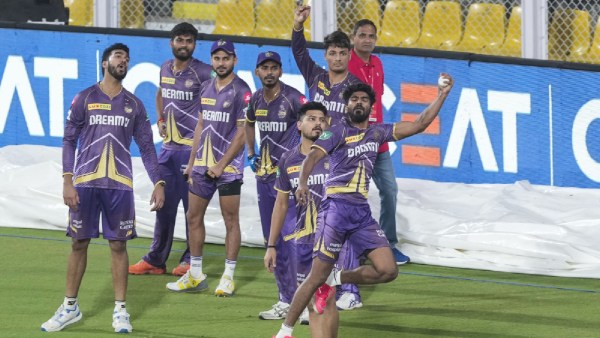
[294,4,311,28]
[150,183,165,211]
[438,73,454,95]
[264,247,277,273]
[157,120,167,138]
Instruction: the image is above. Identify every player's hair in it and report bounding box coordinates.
[101,43,129,76]
[343,83,377,105]
[171,22,198,40]
[297,101,328,121]
[353,19,378,35]
[324,30,351,51]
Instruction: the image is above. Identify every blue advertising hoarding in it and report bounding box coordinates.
[0,27,598,188]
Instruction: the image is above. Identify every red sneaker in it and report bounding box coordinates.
[313,284,334,314]
[128,260,165,275]
[171,262,190,276]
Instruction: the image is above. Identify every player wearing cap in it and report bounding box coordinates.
[166,39,252,297]
[129,22,214,277]
[245,51,308,321]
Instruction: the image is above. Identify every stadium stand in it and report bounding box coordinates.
[549,9,591,61]
[172,1,218,22]
[414,1,462,50]
[454,3,506,54]
[379,0,421,47]
[212,0,255,36]
[64,0,93,26]
[120,0,144,29]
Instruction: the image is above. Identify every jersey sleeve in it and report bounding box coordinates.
[245,92,258,122]
[274,153,292,193]
[291,28,325,88]
[381,123,398,142]
[62,92,87,175]
[236,83,252,122]
[312,125,345,155]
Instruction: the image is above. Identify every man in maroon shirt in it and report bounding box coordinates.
[337,18,410,310]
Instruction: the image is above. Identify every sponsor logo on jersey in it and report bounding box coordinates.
[287,165,301,174]
[300,95,308,104]
[319,130,332,140]
[161,76,176,84]
[345,133,365,144]
[244,92,252,104]
[256,109,268,117]
[201,98,216,105]
[88,103,111,110]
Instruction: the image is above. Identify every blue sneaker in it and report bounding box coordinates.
[392,247,410,265]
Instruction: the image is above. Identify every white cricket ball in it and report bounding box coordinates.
[438,76,449,87]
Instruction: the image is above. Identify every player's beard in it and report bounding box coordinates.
[172,46,192,61]
[107,63,127,81]
[261,76,277,88]
[214,66,233,79]
[347,105,370,124]
[303,128,322,142]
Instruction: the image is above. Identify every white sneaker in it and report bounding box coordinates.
[258,301,289,320]
[112,309,132,333]
[299,307,309,325]
[336,292,363,311]
[214,275,235,297]
[41,304,82,332]
[166,271,208,292]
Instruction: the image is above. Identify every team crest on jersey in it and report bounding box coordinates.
[223,101,231,108]
[373,130,381,141]
[319,130,333,140]
[324,160,329,170]
[185,79,194,88]
[278,108,287,119]
[339,92,344,99]
[124,105,133,114]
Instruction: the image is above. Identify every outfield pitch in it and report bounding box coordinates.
[1,227,599,338]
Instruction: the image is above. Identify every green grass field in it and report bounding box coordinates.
[1,227,599,338]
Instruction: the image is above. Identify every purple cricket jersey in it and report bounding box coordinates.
[192,75,252,178]
[246,82,307,182]
[63,83,162,190]
[159,58,214,151]
[291,28,363,124]
[274,144,329,245]
[313,123,397,204]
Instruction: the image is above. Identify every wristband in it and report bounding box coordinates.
[267,245,276,248]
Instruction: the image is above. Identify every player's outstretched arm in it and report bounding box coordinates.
[393,73,454,141]
[293,4,310,31]
[295,147,326,206]
[264,191,290,272]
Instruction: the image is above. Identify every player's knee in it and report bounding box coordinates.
[108,240,126,253]
[221,213,239,228]
[380,265,398,283]
[71,239,90,251]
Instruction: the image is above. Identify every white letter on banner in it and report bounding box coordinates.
[443,88,498,171]
[0,55,44,136]
[34,57,78,137]
[488,91,531,173]
[122,62,161,143]
[572,99,600,182]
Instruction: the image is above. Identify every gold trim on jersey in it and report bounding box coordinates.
[325,161,368,198]
[193,133,240,174]
[163,109,193,146]
[74,141,133,187]
[284,197,318,241]
[256,145,278,176]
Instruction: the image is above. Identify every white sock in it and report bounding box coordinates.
[63,296,77,310]
[223,259,236,279]
[326,269,342,287]
[190,256,203,278]
[114,300,126,312]
[276,323,293,338]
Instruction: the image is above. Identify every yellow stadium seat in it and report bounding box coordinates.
[338,0,381,35]
[212,0,254,36]
[549,9,591,61]
[414,1,462,50]
[64,0,93,26]
[379,0,421,47]
[454,3,505,54]
[253,0,295,40]
[120,0,144,29]
[172,1,218,21]
[491,6,521,57]
[570,15,600,64]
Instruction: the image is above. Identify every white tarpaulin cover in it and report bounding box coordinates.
[1,145,600,278]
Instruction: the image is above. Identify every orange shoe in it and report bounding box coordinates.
[128,260,165,275]
[171,262,190,276]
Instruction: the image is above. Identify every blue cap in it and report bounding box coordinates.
[210,39,236,56]
[256,51,282,67]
